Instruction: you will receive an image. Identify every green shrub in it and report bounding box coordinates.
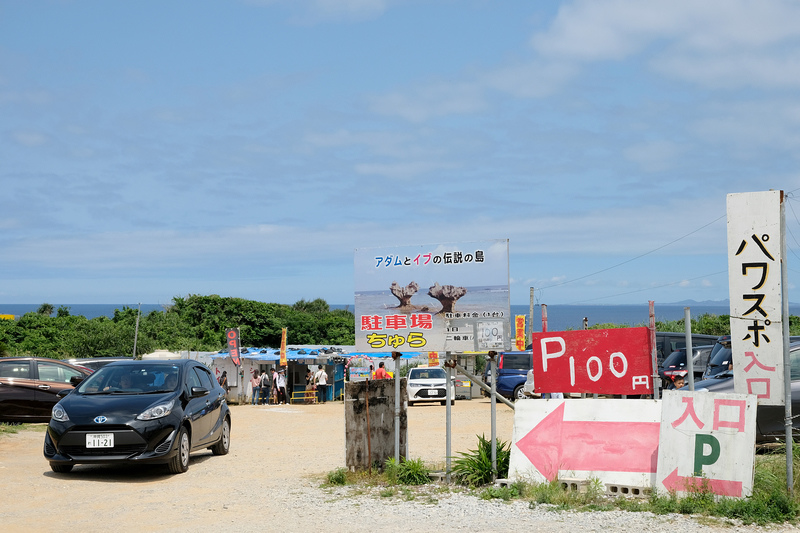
[326,467,348,485]
[480,484,519,501]
[451,434,510,487]
[384,457,430,485]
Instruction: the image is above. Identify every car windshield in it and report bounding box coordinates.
[661,349,687,370]
[409,368,446,380]
[76,364,181,394]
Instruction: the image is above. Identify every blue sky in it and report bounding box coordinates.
[2,0,800,307]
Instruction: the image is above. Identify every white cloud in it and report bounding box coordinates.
[530,0,800,89]
[623,140,680,173]
[12,131,48,146]
[369,82,486,122]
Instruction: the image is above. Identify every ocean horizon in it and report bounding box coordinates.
[4,301,799,333]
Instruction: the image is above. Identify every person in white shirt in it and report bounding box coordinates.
[314,365,328,404]
[275,368,287,404]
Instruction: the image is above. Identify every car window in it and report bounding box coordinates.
[0,360,31,378]
[188,367,204,389]
[37,361,83,383]
[409,368,446,380]
[661,350,687,369]
[791,349,800,381]
[501,354,531,370]
[193,366,213,389]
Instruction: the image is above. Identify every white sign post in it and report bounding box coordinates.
[727,190,786,406]
[657,390,756,498]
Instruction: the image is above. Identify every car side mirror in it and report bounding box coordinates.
[69,375,85,386]
[190,386,209,398]
[57,389,72,398]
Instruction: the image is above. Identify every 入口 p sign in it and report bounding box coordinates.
[531,327,652,395]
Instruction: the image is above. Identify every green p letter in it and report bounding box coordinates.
[693,434,720,476]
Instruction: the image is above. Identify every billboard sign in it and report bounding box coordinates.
[727,191,786,405]
[354,240,510,352]
[530,327,652,395]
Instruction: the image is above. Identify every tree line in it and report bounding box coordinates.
[3,293,797,361]
[0,295,355,359]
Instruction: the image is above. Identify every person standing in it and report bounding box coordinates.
[375,361,390,379]
[276,368,288,404]
[250,370,262,405]
[270,368,278,404]
[305,369,315,404]
[218,371,229,400]
[314,365,328,404]
[260,370,271,404]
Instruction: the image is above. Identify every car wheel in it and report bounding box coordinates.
[514,385,526,400]
[50,463,73,473]
[168,427,190,474]
[440,400,447,406]
[211,417,230,456]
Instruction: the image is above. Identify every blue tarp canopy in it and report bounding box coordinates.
[344,352,420,360]
[211,348,331,362]
[210,349,420,361]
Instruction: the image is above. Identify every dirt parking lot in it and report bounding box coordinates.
[0,397,516,532]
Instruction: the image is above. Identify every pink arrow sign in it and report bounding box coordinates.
[515,402,660,481]
[661,468,743,498]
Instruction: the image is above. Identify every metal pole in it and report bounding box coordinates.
[365,380,372,474]
[392,351,401,463]
[445,353,452,483]
[132,303,141,359]
[781,194,793,496]
[650,301,659,400]
[529,287,535,337]
[489,351,497,480]
[684,307,694,391]
[453,363,514,409]
[541,304,548,333]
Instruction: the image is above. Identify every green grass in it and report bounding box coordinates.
[322,438,800,525]
[0,422,45,436]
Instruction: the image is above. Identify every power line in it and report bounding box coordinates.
[564,270,728,305]
[537,214,726,291]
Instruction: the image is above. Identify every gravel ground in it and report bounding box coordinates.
[1,398,798,532]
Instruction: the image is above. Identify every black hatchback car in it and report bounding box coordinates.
[43,359,231,474]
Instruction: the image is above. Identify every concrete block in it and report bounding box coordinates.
[558,477,590,493]
[605,484,651,498]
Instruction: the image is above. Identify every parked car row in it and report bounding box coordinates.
[44,359,231,474]
[692,341,800,444]
[482,332,722,401]
[0,357,92,423]
[1,356,232,475]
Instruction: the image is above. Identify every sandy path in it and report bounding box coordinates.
[0,397,515,532]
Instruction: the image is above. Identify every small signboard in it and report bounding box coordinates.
[656,390,756,498]
[727,190,786,406]
[280,328,287,366]
[510,399,661,487]
[530,327,652,395]
[515,315,526,351]
[225,328,241,366]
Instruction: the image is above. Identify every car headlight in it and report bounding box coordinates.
[408,383,422,387]
[51,403,69,422]
[137,399,175,420]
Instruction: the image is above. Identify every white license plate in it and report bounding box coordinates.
[86,433,114,448]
